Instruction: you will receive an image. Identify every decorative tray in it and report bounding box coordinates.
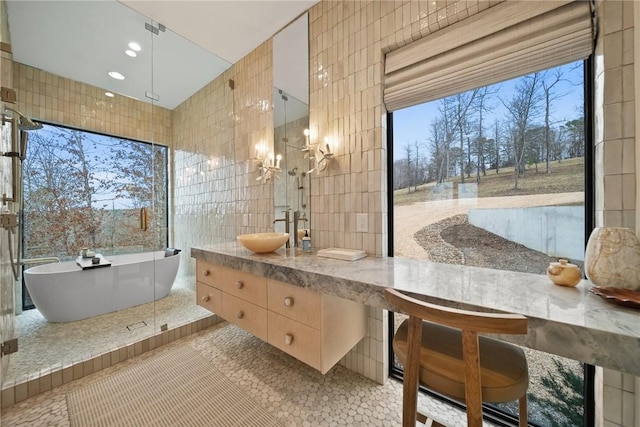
[589,287,640,309]
[76,254,112,270]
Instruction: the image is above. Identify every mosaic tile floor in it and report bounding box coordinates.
[1,322,501,426]
[6,278,210,386]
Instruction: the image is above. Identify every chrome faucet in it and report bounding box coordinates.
[273,210,291,248]
[293,211,308,248]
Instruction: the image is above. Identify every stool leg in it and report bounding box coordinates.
[461,330,482,427]
[518,395,528,427]
[403,317,423,427]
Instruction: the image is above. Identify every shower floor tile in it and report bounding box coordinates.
[7,278,209,385]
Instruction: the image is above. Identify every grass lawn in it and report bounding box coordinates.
[394,157,584,206]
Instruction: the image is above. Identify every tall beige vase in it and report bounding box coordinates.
[584,227,640,290]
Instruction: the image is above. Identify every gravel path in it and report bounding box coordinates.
[393,192,584,261]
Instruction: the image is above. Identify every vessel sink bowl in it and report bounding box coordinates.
[237,232,290,253]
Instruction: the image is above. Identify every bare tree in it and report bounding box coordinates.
[500,73,544,189]
[110,140,168,251]
[437,98,458,183]
[563,118,585,158]
[471,87,496,181]
[450,91,478,183]
[23,129,109,258]
[403,143,413,194]
[413,140,424,192]
[429,118,445,184]
[541,69,566,174]
[493,119,501,173]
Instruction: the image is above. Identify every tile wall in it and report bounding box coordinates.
[0,0,13,388]
[595,1,638,426]
[12,63,173,146]
[172,69,236,281]
[596,0,636,230]
[232,41,275,237]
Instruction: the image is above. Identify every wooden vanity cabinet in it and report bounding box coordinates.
[195,260,367,374]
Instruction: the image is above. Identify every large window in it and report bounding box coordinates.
[389,61,589,426]
[22,124,168,306]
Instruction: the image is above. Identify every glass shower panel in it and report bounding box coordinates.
[156,20,234,330]
[3,0,161,398]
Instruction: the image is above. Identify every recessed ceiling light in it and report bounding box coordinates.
[125,49,137,58]
[105,92,114,98]
[108,71,125,80]
[128,42,141,52]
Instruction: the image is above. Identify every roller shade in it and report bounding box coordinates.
[384,0,594,112]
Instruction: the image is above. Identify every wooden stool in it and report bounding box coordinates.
[385,288,529,427]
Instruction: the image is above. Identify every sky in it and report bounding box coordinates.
[392,62,585,161]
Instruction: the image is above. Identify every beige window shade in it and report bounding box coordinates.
[384,0,594,112]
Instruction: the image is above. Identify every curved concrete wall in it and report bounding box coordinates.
[468,206,585,261]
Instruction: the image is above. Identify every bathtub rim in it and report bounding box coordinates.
[24,250,179,275]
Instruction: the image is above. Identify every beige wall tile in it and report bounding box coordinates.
[622,138,636,174]
[604,174,623,210]
[605,66,623,104]
[603,0,623,35]
[621,173,636,210]
[13,63,172,146]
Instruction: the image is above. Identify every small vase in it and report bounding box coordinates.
[547,259,582,287]
[584,227,640,290]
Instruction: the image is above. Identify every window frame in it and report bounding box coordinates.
[385,57,595,427]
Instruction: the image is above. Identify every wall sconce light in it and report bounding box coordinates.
[307,135,334,174]
[253,142,282,182]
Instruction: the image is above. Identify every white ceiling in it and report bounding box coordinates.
[6,0,316,110]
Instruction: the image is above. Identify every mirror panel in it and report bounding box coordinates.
[273,13,309,246]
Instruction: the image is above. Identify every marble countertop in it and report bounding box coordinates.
[191,243,640,376]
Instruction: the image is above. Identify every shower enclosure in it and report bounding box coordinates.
[0,0,234,414]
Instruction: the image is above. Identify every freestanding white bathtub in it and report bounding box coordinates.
[24,251,180,323]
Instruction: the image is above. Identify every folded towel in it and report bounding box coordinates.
[165,248,181,257]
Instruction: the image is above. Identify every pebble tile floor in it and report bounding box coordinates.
[2,320,504,426]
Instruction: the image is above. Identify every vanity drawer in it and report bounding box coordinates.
[267,279,321,329]
[196,260,219,287]
[196,282,222,314]
[221,293,268,341]
[197,261,267,308]
[268,311,321,371]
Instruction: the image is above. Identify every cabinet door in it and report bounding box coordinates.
[221,293,268,341]
[267,311,321,371]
